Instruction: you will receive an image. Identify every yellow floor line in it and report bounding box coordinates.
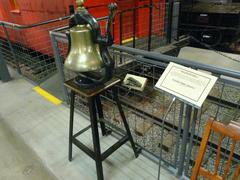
[33,86,62,105]
[122,37,138,44]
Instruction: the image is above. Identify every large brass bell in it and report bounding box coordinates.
[64,0,116,88]
[64,25,103,72]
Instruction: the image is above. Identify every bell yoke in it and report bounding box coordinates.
[64,0,117,88]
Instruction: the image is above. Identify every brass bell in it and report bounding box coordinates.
[64,25,104,72]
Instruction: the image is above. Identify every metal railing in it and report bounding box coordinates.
[2,2,239,178]
[0,1,176,84]
[0,16,69,83]
[51,24,240,178]
[116,1,168,51]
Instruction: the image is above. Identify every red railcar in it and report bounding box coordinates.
[0,0,165,55]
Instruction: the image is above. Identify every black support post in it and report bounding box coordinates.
[88,97,104,180]
[133,8,137,48]
[95,95,107,136]
[120,13,123,46]
[69,90,75,161]
[112,87,140,158]
[65,78,139,180]
[167,0,174,44]
[148,0,153,51]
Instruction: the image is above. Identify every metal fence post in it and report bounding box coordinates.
[167,0,174,44]
[119,13,123,63]
[171,1,180,41]
[177,104,192,177]
[184,108,198,176]
[2,24,21,74]
[174,102,184,167]
[0,42,11,82]
[50,32,69,103]
[133,8,136,48]
[148,0,153,51]
[120,12,123,46]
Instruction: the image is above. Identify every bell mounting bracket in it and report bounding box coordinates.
[67,3,117,88]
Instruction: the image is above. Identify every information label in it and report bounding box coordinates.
[155,62,218,108]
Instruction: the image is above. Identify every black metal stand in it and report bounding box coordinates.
[64,77,140,180]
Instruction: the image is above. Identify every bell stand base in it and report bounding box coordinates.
[64,77,141,180]
[74,75,101,89]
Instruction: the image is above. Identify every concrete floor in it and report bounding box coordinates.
[0,68,177,180]
[0,119,57,180]
[0,70,57,180]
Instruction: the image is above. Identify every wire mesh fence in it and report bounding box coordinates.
[184,79,240,178]
[1,0,239,178]
[0,1,172,84]
[0,18,68,83]
[114,1,169,51]
[0,26,19,71]
[52,26,240,177]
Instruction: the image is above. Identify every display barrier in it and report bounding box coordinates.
[2,1,239,178]
[51,27,240,178]
[0,1,172,84]
[0,16,69,83]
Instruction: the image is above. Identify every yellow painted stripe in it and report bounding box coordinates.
[122,37,138,44]
[33,86,62,105]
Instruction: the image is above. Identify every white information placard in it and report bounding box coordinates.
[155,62,218,109]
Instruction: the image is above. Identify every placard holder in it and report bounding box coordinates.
[155,62,218,179]
[157,96,176,180]
[157,95,200,180]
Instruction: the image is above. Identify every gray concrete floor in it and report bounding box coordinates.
[0,68,177,180]
[0,68,56,180]
[0,120,57,180]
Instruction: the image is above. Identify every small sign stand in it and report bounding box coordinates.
[155,62,218,179]
[157,96,176,180]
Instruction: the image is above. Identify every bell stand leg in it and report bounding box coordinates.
[112,87,141,158]
[88,97,104,180]
[69,90,75,162]
[95,95,112,136]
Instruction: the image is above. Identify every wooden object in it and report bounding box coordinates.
[233,166,240,180]
[64,77,121,98]
[191,118,240,180]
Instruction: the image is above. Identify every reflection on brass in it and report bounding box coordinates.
[64,25,103,72]
[76,0,85,10]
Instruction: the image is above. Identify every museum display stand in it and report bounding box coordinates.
[64,77,140,180]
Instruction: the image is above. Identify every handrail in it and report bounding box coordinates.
[0,15,71,29]
[0,14,111,30]
[111,44,240,80]
[49,29,240,80]
[0,1,164,30]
